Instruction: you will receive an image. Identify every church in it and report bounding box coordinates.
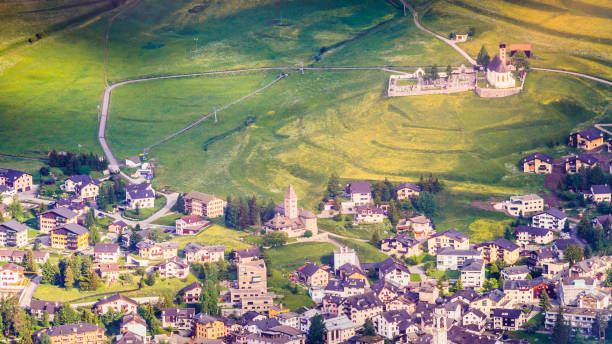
[263,184,318,238]
[486,42,515,89]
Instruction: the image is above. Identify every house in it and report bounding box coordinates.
[476,238,520,264]
[136,240,178,260]
[501,265,530,281]
[175,215,211,235]
[184,191,225,218]
[0,204,10,218]
[576,290,610,309]
[486,43,515,88]
[108,220,129,233]
[436,248,481,271]
[120,313,147,342]
[380,234,422,258]
[179,281,202,303]
[324,315,356,344]
[333,246,360,272]
[33,323,106,344]
[586,184,612,203]
[569,256,612,279]
[237,259,267,292]
[371,279,401,303]
[51,223,89,251]
[125,183,155,209]
[427,229,470,255]
[396,183,421,200]
[0,220,28,247]
[514,225,554,246]
[0,249,49,264]
[521,152,553,174]
[194,314,226,339]
[462,309,487,331]
[340,292,383,326]
[396,215,434,239]
[234,247,261,264]
[565,153,598,173]
[93,243,120,263]
[324,279,367,298]
[263,184,318,238]
[98,263,120,285]
[276,311,300,330]
[66,175,100,201]
[94,294,138,315]
[373,309,410,339]
[0,169,32,192]
[553,238,585,254]
[296,263,328,287]
[337,263,367,284]
[504,194,543,217]
[532,208,567,230]
[39,207,78,234]
[125,155,141,168]
[569,128,604,150]
[491,308,527,331]
[161,308,195,330]
[347,182,372,206]
[592,214,612,228]
[158,257,189,279]
[460,259,485,288]
[353,204,385,224]
[545,307,612,337]
[378,258,411,287]
[470,289,506,316]
[0,187,16,206]
[503,279,542,305]
[559,278,599,306]
[183,242,225,264]
[29,300,62,322]
[509,44,532,57]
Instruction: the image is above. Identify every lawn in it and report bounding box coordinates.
[268,270,315,310]
[333,237,388,263]
[123,195,167,220]
[267,242,336,272]
[318,218,393,241]
[152,213,182,226]
[169,224,252,253]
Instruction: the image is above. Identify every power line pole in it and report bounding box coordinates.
[299,59,304,75]
[213,106,217,123]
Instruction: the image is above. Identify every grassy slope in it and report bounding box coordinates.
[169,224,253,252]
[419,0,612,79]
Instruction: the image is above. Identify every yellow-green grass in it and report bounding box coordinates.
[34,273,199,303]
[169,224,252,252]
[333,237,388,263]
[123,195,167,220]
[318,218,393,241]
[419,0,612,79]
[109,69,610,210]
[104,0,463,81]
[152,213,182,226]
[268,270,315,309]
[267,242,336,272]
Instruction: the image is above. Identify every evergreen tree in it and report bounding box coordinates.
[238,198,250,229]
[564,244,584,266]
[363,318,376,336]
[370,228,381,246]
[41,261,59,285]
[24,250,36,273]
[248,194,260,227]
[41,311,50,327]
[387,199,399,226]
[455,278,464,291]
[307,314,326,344]
[539,292,552,314]
[174,193,185,214]
[200,280,218,315]
[504,227,514,241]
[38,334,51,344]
[145,273,156,286]
[63,265,74,288]
[511,50,530,71]
[551,308,570,344]
[477,45,490,67]
[89,226,101,245]
[55,304,78,325]
[326,173,340,198]
[414,192,437,217]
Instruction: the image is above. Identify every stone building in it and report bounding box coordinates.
[263,184,317,238]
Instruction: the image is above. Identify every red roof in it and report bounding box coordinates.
[508,44,532,51]
[180,215,203,224]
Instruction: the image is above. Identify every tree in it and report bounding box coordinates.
[414,192,437,217]
[477,45,490,67]
[63,265,74,288]
[307,314,326,344]
[551,308,570,344]
[135,203,140,216]
[468,27,475,37]
[448,32,455,39]
[539,292,552,314]
[455,278,464,291]
[200,280,218,315]
[55,304,78,325]
[387,199,400,226]
[24,250,36,273]
[174,193,185,214]
[41,311,50,327]
[237,198,250,229]
[564,244,584,266]
[430,65,438,79]
[129,232,143,251]
[262,232,288,247]
[145,273,156,286]
[304,230,313,238]
[89,226,101,245]
[326,173,341,198]
[363,318,376,336]
[511,50,530,71]
[41,261,59,285]
[370,228,381,246]
[38,334,51,344]
[504,227,514,241]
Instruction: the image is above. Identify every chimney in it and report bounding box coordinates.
[499,42,507,66]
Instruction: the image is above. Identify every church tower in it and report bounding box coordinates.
[284,184,298,219]
[432,313,448,344]
[499,42,507,66]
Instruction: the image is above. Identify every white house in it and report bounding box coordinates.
[515,225,554,245]
[501,265,530,281]
[378,258,411,287]
[373,310,410,339]
[120,313,147,342]
[436,248,481,271]
[125,183,155,209]
[347,182,372,206]
[532,208,567,230]
[486,43,515,89]
[158,257,189,279]
[504,194,543,217]
[460,259,485,288]
[354,204,385,224]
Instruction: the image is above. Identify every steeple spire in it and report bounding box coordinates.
[284,184,298,219]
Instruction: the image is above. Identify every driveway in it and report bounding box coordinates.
[19,275,41,309]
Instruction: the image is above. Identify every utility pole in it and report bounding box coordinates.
[403,3,406,16]
[299,59,304,75]
[193,37,198,56]
[213,106,217,123]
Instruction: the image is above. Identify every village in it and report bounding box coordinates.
[0,116,610,344]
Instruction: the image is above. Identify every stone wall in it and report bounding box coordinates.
[475,73,526,98]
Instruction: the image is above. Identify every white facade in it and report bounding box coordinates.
[532,211,566,230]
[504,194,544,217]
[436,249,481,271]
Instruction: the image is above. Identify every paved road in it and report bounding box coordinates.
[400,1,476,65]
[324,231,369,243]
[532,67,612,86]
[19,275,41,309]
